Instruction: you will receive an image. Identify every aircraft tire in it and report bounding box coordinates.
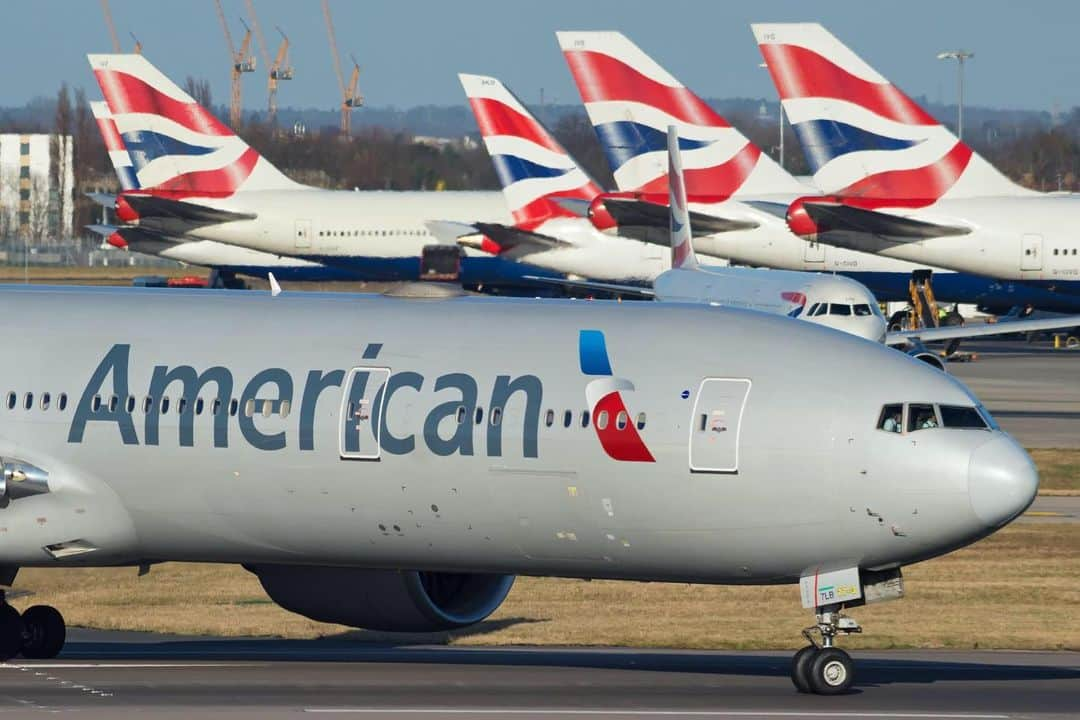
[790,645,818,693]
[0,604,23,661]
[808,647,855,695]
[20,606,65,659]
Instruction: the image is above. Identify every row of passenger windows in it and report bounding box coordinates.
[314,229,432,239]
[5,391,289,419]
[1052,248,1078,256]
[877,403,990,434]
[808,302,874,317]
[346,400,648,431]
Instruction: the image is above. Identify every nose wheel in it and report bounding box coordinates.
[0,598,66,661]
[791,606,860,695]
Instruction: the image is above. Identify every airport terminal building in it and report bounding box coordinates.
[0,133,73,243]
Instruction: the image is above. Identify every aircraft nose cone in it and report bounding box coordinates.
[968,435,1039,528]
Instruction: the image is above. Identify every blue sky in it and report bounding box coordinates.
[5,0,1080,112]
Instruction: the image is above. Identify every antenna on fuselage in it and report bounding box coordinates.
[667,126,700,271]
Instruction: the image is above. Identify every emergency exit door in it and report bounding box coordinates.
[339,367,391,460]
[1021,234,1042,271]
[295,219,313,249]
[689,378,751,473]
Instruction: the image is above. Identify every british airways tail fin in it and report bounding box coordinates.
[752,23,1030,200]
[90,101,140,192]
[667,127,699,270]
[557,31,807,198]
[459,73,602,230]
[88,53,299,198]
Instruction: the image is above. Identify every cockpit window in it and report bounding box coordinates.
[812,303,828,316]
[853,304,872,316]
[877,404,903,433]
[807,303,820,316]
[829,304,852,316]
[907,404,939,432]
[939,405,988,429]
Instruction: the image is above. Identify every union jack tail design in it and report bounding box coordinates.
[557,31,806,198]
[459,73,602,230]
[752,23,1029,203]
[90,101,140,192]
[88,53,297,199]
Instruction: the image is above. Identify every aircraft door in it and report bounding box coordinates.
[295,219,313,249]
[689,378,751,473]
[803,239,825,263]
[1021,234,1042,271]
[339,367,391,460]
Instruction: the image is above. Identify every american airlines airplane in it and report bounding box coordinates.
[0,282,1036,695]
[555,31,1080,314]
[87,53,564,290]
[753,23,1080,289]
[543,127,1080,367]
[87,101,356,282]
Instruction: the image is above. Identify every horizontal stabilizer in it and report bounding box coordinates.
[523,275,654,299]
[86,224,184,254]
[86,192,117,208]
[789,200,970,253]
[470,222,573,254]
[121,194,256,226]
[603,198,758,235]
[550,197,592,218]
[887,314,1080,345]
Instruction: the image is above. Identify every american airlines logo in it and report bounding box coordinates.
[579,330,655,463]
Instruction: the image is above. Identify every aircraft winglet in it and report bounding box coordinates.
[667,126,699,270]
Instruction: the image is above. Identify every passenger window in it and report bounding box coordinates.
[144,396,153,413]
[616,411,628,430]
[877,404,903,433]
[160,397,170,414]
[596,411,609,430]
[853,304,872,316]
[229,398,239,417]
[545,409,554,427]
[126,395,136,413]
[109,395,119,412]
[636,412,647,430]
[58,393,67,411]
[23,392,32,410]
[212,398,222,416]
[195,398,205,415]
[491,407,502,426]
[475,407,483,425]
[581,410,590,428]
[280,400,291,419]
[563,410,572,428]
[939,405,988,429]
[907,403,938,432]
[456,406,466,424]
[40,393,50,411]
[5,392,14,410]
[244,399,255,418]
[830,304,852,316]
[178,397,187,415]
[261,399,273,418]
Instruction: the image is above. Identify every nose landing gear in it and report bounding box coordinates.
[791,605,861,695]
[0,592,66,661]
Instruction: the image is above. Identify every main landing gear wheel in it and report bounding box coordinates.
[0,604,23,661]
[20,606,65,659]
[790,645,818,693]
[808,647,855,695]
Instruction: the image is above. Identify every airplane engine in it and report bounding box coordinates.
[906,348,946,372]
[246,565,514,632]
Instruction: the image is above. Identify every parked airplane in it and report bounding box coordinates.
[556,31,1080,314]
[87,54,562,290]
[753,23,1080,290]
[541,128,1080,366]
[87,101,356,283]
[0,283,1035,695]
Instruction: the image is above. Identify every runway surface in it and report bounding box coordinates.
[1022,495,1080,522]
[948,340,1080,448]
[0,629,1076,719]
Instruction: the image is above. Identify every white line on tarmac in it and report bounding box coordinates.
[303,710,1011,719]
[3,663,263,669]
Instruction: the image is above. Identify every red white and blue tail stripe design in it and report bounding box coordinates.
[557,31,805,198]
[88,54,297,199]
[753,23,1028,203]
[579,330,655,463]
[667,126,698,270]
[91,101,140,192]
[460,73,602,230]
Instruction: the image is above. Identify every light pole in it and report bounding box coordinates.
[759,62,783,168]
[937,50,974,140]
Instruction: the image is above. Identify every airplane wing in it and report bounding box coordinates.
[793,200,970,253]
[886,315,1080,345]
[424,220,570,256]
[522,275,654,299]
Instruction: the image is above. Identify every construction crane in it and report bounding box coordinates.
[322,0,363,138]
[244,0,293,127]
[100,0,141,53]
[214,0,256,131]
